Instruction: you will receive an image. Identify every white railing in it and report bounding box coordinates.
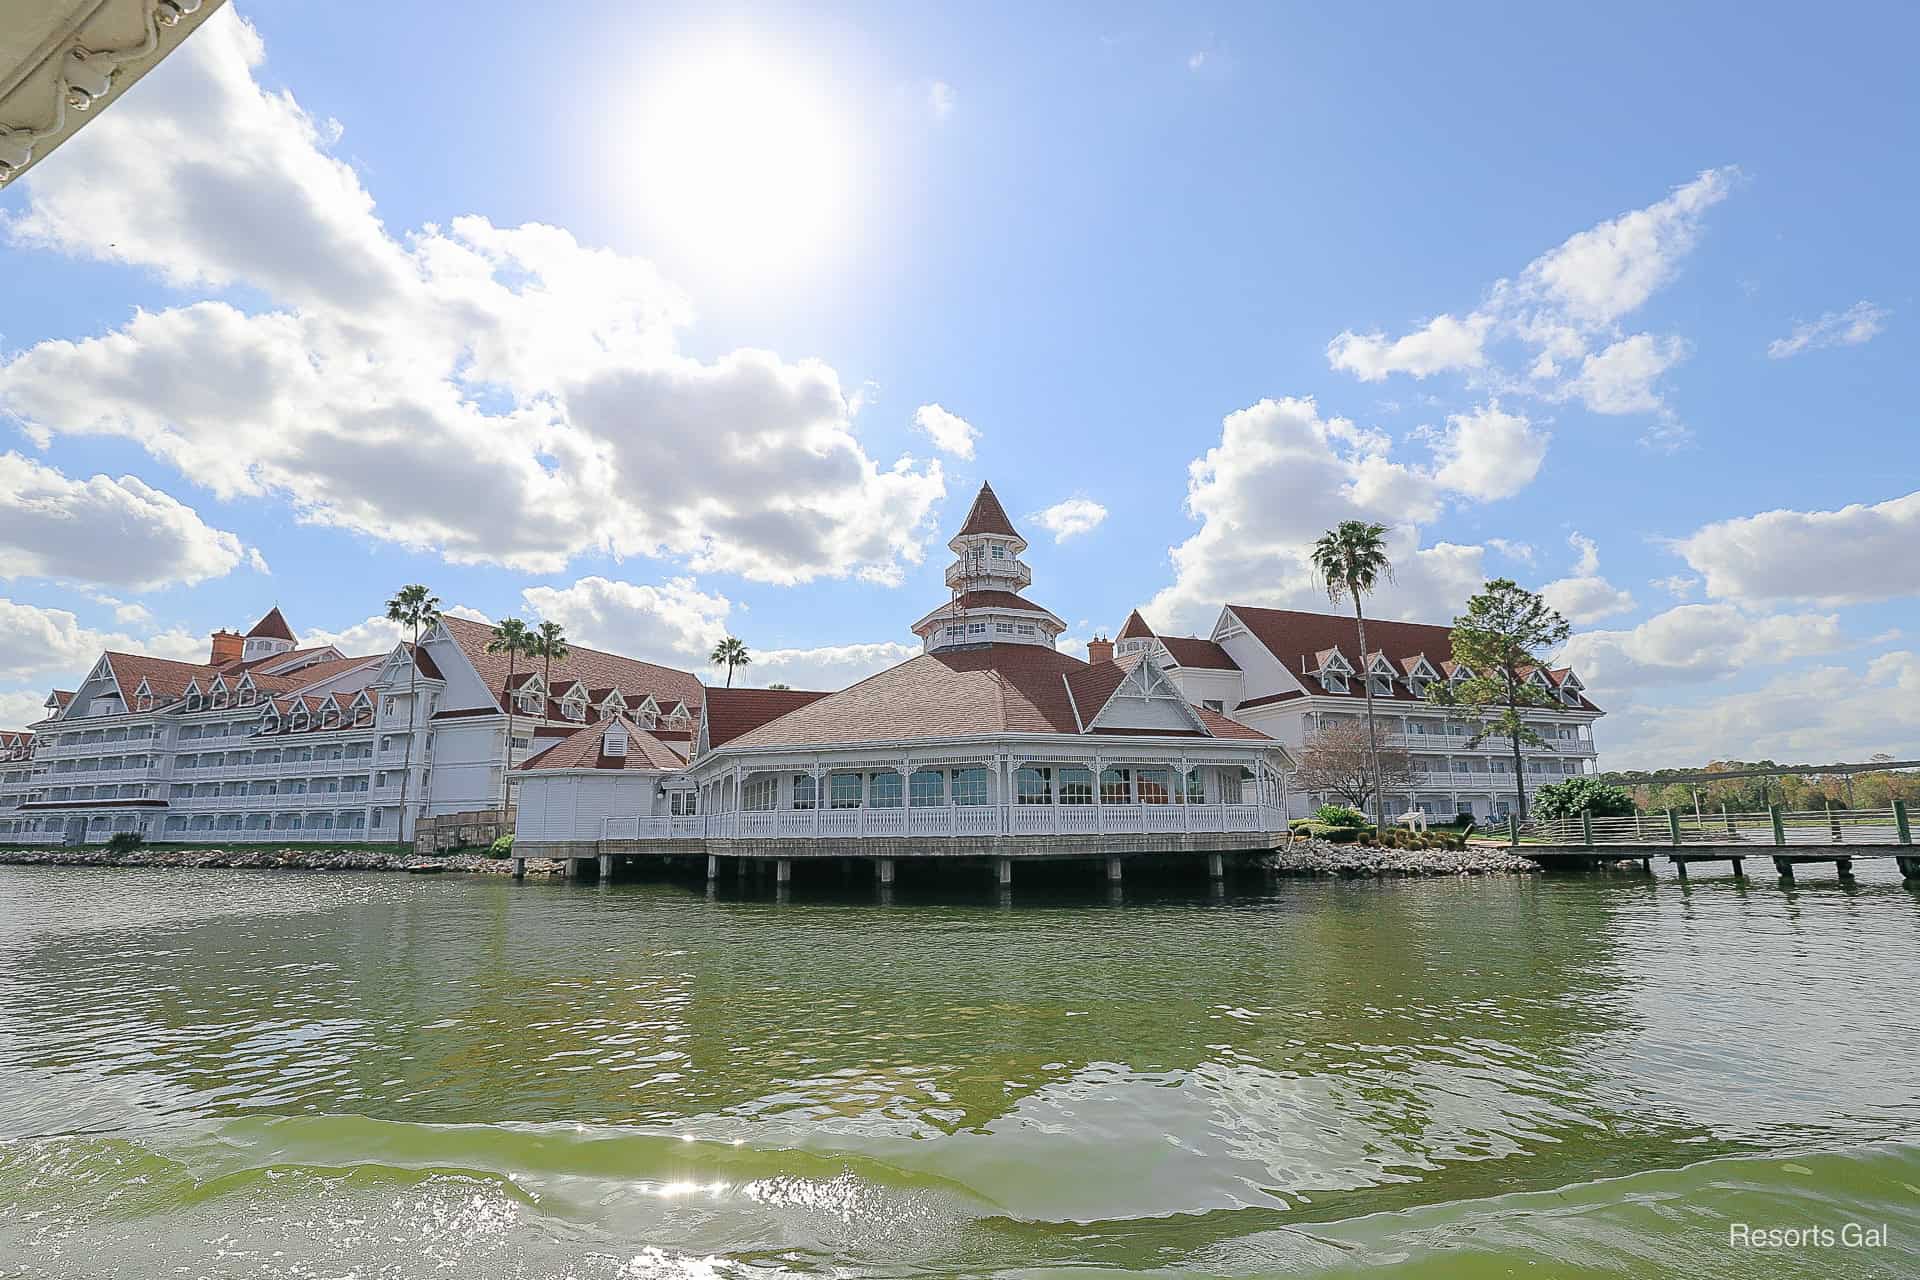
[600,802,1290,843]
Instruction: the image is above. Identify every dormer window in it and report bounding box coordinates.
[1322,672,1348,694]
[1371,673,1393,696]
[563,698,585,721]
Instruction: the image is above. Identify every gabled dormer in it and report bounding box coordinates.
[133,678,155,713]
[234,674,257,706]
[662,700,690,727]
[183,678,205,712]
[1403,654,1442,699]
[1524,667,1554,695]
[258,703,281,734]
[349,692,375,725]
[1555,669,1586,707]
[556,681,588,721]
[1313,648,1355,694]
[507,672,545,717]
[1363,652,1398,698]
[595,687,625,717]
[208,675,230,708]
[1075,653,1212,736]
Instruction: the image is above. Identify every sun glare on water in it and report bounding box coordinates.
[626,43,853,277]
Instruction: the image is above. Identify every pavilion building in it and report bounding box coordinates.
[512,484,1295,880]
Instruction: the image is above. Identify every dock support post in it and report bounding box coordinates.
[1667,810,1683,848]
[776,858,792,884]
[511,857,525,879]
[1675,857,1688,880]
[706,855,719,881]
[1640,857,1651,874]
[1837,858,1854,880]
[597,853,613,880]
[1581,811,1593,850]
[1106,855,1123,883]
[1732,858,1745,878]
[1507,815,1519,848]
[877,857,895,885]
[996,857,1012,888]
[1208,852,1225,879]
[1773,856,1794,881]
[1896,855,1920,882]
[1770,805,1786,848]
[1895,799,1911,848]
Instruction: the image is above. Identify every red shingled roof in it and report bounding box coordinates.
[1225,605,1601,712]
[439,615,702,714]
[1159,635,1239,670]
[246,607,297,642]
[1117,609,1156,640]
[704,687,833,748]
[955,482,1020,539]
[951,590,1056,614]
[518,713,686,772]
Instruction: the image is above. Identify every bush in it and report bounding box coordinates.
[105,831,145,854]
[1533,778,1636,821]
[1299,821,1374,844]
[1312,804,1369,829]
[487,834,514,859]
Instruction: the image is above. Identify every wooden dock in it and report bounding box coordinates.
[1510,802,1918,883]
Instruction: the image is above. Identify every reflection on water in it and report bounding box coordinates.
[1,863,1917,1277]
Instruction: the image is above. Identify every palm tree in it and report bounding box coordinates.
[384,585,440,847]
[710,636,750,688]
[1310,521,1394,831]
[533,620,570,697]
[487,617,534,820]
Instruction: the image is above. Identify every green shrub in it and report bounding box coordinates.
[105,831,144,854]
[1312,804,1369,828]
[1534,778,1636,820]
[487,834,514,859]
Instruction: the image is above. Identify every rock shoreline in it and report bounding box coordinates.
[0,847,568,875]
[1261,839,1540,877]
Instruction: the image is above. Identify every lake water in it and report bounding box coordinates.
[2,861,1917,1278]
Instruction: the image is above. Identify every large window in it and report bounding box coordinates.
[951,767,988,806]
[869,770,903,808]
[1182,768,1205,804]
[743,776,778,811]
[1137,769,1171,804]
[910,769,945,807]
[830,773,863,809]
[792,773,817,809]
[1059,767,1093,805]
[1101,768,1132,805]
[1016,766,1053,804]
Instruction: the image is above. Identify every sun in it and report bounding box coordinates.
[626,43,852,277]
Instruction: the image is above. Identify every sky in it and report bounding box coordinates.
[1,1,1915,768]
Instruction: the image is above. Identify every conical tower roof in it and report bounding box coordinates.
[246,606,296,642]
[956,482,1020,539]
[1117,609,1156,641]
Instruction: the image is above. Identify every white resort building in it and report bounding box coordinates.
[512,485,1297,881]
[1112,606,1603,821]
[7,607,700,846]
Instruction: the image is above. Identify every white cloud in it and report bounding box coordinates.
[0,10,945,587]
[1766,301,1889,359]
[1325,169,1733,425]
[0,687,51,730]
[1326,313,1489,382]
[1562,333,1688,415]
[1540,532,1636,625]
[748,641,919,691]
[1487,538,1535,565]
[1030,496,1109,543]
[1144,396,1490,631]
[1650,574,1699,600]
[519,576,732,668]
[1186,51,1208,71]
[1559,603,1848,693]
[0,452,251,590]
[911,403,979,460]
[0,597,203,683]
[1675,490,1920,606]
[1423,404,1548,500]
[1599,651,1920,769]
[928,80,956,121]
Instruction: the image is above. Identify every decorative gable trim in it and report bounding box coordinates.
[1086,656,1211,736]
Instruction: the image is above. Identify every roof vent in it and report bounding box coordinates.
[604,727,628,758]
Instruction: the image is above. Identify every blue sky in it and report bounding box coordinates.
[2,1,1915,766]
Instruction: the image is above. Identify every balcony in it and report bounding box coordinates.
[604,801,1289,843]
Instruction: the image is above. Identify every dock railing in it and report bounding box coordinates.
[1519,803,1912,849]
[600,802,1291,844]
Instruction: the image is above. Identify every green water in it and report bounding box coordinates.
[2,863,1917,1278]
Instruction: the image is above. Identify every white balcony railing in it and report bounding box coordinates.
[601,802,1288,843]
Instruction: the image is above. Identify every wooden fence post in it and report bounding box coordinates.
[1508,814,1519,848]
[1581,810,1593,849]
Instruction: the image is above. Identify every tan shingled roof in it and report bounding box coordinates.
[955,482,1020,539]
[519,713,686,772]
